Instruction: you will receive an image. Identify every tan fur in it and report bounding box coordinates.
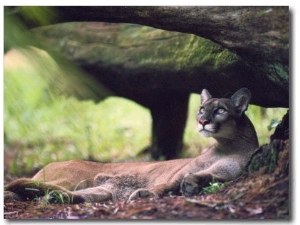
[4,88,259,203]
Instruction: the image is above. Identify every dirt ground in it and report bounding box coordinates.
[3,139,290,220]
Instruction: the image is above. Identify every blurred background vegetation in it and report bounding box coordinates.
[3,7,289,178]
[4,49,288,177]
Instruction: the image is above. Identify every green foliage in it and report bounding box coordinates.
[201,178,227,194]
[43,190,71,205]
[4,50,151,175]
[267,119,281,131]
[245,105,287,145]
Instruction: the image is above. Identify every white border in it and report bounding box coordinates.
[1,2,298,225]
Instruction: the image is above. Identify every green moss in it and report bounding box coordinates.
[268,146,277,173]
[247,141,280,174]
[172,35,239,72]
[130,30,240,73]
[271,63,289,81]
[33,22,241,76]
[263,63,289,90]
[102,22,241,73]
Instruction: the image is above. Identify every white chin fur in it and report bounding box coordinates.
[198,124,215,137]
[199,129,214,137]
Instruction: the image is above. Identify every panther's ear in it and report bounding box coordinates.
[201,89,212,104]
[231,88,251,116]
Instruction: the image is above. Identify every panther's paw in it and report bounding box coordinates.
[128,188,157,201]
[180,174,200,197]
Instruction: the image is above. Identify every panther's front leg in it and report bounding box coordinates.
[181,158,241,196]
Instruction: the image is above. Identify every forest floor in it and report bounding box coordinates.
[4,140,290,220]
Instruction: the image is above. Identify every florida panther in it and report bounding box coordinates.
[4,88,258,204]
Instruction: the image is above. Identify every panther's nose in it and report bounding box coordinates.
[199,119,209,126]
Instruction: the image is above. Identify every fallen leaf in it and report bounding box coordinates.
[245,206,263,215]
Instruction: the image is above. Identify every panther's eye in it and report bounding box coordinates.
[217,107,226,114]
[199,107,205,114]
